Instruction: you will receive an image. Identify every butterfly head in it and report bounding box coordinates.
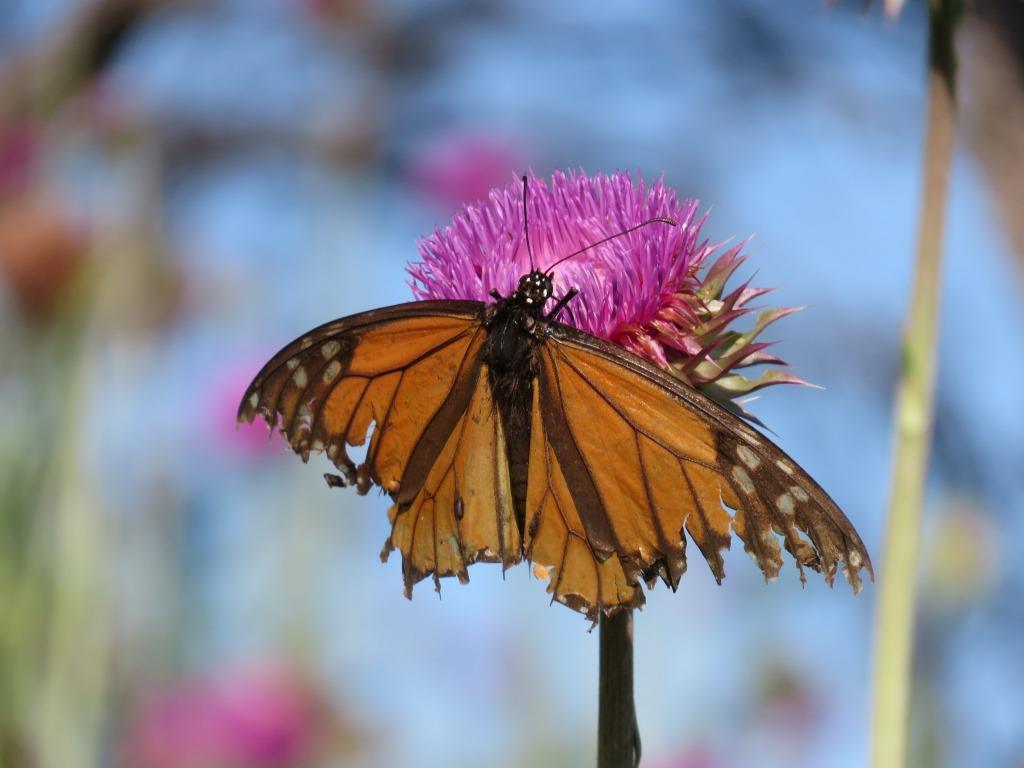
[514,270,553,311]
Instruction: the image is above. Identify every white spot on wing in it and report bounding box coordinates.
[777,493,795,516]
[776,459,795,475]
[286,357,300,371]
[323,360,341,383]
[737,444,760,469]
[247,392,259,409]
[731,465,755,494]
[737,425,761,445]
[791,485,809,502]
[292,367,308,388]
[321,340,340,358]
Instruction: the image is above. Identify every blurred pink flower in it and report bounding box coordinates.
[408,170,807,411]
[753,661,823,746]
[648,744,724,768]
[0,120,35,196]
[407,131,527,208]
[884,0,906,17]
[121,666,321,768]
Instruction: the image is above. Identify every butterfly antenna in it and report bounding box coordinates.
[522,174,536,271]
[545,217,676,274]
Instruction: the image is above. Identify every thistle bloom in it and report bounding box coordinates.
[408,170,809,411]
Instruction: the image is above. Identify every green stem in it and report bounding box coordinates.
[870,2,960,767]
[597,610,639,768]
[33,267,111,768]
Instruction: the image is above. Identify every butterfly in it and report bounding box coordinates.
[238,211,871,622]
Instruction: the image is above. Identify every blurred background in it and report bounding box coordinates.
[1,1,1022,766]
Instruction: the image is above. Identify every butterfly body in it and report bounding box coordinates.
[482,303,537,539]
[239,272,871,621]
[480,270,566,544]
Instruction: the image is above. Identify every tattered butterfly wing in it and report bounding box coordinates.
[240,298,871,622]
[383,360,523,593]
[238,299,524,596]
[238,300,485,496]
[520,322,872,620]
[524,379,644,618]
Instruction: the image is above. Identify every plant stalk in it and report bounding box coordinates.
[870,2,960,767]
[598,609,639,768]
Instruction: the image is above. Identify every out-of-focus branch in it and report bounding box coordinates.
[0,0,172,120]
[870,2,961,767]
[961,4,1024,265]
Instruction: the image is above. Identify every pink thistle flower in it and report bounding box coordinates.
[408,170,809,414]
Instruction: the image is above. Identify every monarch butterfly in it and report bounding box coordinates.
[238,200,871,622]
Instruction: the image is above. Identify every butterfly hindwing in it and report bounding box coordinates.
[239,300,526,597]
[524,373,644,619]
[384,361,522,592]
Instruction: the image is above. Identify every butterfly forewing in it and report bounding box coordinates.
[238,301,485,496]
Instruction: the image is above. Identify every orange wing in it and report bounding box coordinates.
[520,322,872,621]
[238,300,520,596]
[238,300,486,497]
[382,359,522,592]
[240,301,871,621]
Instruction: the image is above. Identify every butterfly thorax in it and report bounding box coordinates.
[483,270,553,366]
[484,304,537,371]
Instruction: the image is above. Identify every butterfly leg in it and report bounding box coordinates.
[324,473,347,489]
[546,288,579,321]
[490,289,503,300]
